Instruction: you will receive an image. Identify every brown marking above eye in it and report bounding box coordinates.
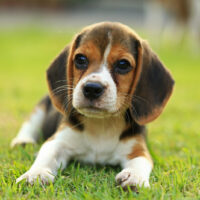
[107,45,136,71]
[74,41,102,66]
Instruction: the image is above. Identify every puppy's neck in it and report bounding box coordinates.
[83,114,126,137]
[67,108,128,136]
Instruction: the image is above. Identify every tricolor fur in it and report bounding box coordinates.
[11,22,174,189]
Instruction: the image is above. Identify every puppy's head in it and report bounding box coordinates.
[47,22,174,125]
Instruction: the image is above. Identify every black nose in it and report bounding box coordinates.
[83,82,104,100]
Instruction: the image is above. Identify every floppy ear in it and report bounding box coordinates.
[46,45,70,114]
[131,41,174,125]
[46,33,84,115]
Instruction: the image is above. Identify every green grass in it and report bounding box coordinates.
[0,27,200,199]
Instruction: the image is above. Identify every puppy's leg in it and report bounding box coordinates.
[116,135,153,189]
[11,96,50,147]
[16,124,82,184]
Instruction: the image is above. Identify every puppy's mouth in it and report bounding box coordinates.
[76,106,116,118]
[76,106,107,118]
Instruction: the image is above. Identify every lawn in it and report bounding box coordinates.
[0,27,200,199]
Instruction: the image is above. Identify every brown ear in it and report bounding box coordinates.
[131,41,174,125]
[46,32,84,114]
[46,45,70,114]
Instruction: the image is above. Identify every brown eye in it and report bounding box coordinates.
[74,54,88,70]
[114,59,132,74]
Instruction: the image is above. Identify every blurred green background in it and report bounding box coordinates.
[0,0,200,199]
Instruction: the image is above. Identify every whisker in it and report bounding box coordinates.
[52,85,74,94]
[53,89,73,95]
[52,85,74,91]
[132,95,150,104]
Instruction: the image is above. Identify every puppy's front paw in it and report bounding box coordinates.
[11,137,36,148]
[115,168,150,189]
[16,167,55,185]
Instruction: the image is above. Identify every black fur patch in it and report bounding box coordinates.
[38,95,62,140]
[129,37,139,63]
[39,96,83,139]
[146,56,172,105]
[46,46,69,112]
[38,95,52,111]
[120,109,145,140]
[42,106,62,140]
[74,33,83,49]
[68,108,84,131]
[90,26,111,56]
[119,125,145,140]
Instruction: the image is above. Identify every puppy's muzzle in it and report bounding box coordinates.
[83,82,104,101]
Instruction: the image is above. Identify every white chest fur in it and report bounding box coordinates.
[79,117,124,164]
[55,116,136,166]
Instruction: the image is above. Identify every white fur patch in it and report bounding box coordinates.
[16,167,55,185]
[11,107,45,147]
[102,35,112,67]
[116,157,152,188]
[16,126,85,184]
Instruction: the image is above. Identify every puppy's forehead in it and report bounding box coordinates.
[77,22,139,55]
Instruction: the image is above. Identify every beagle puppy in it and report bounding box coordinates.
[11,22,174,189]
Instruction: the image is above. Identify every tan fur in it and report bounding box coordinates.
[127,135,153,165]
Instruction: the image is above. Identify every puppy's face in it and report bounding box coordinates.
[47,22,174,124]
[71,25,139,118]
